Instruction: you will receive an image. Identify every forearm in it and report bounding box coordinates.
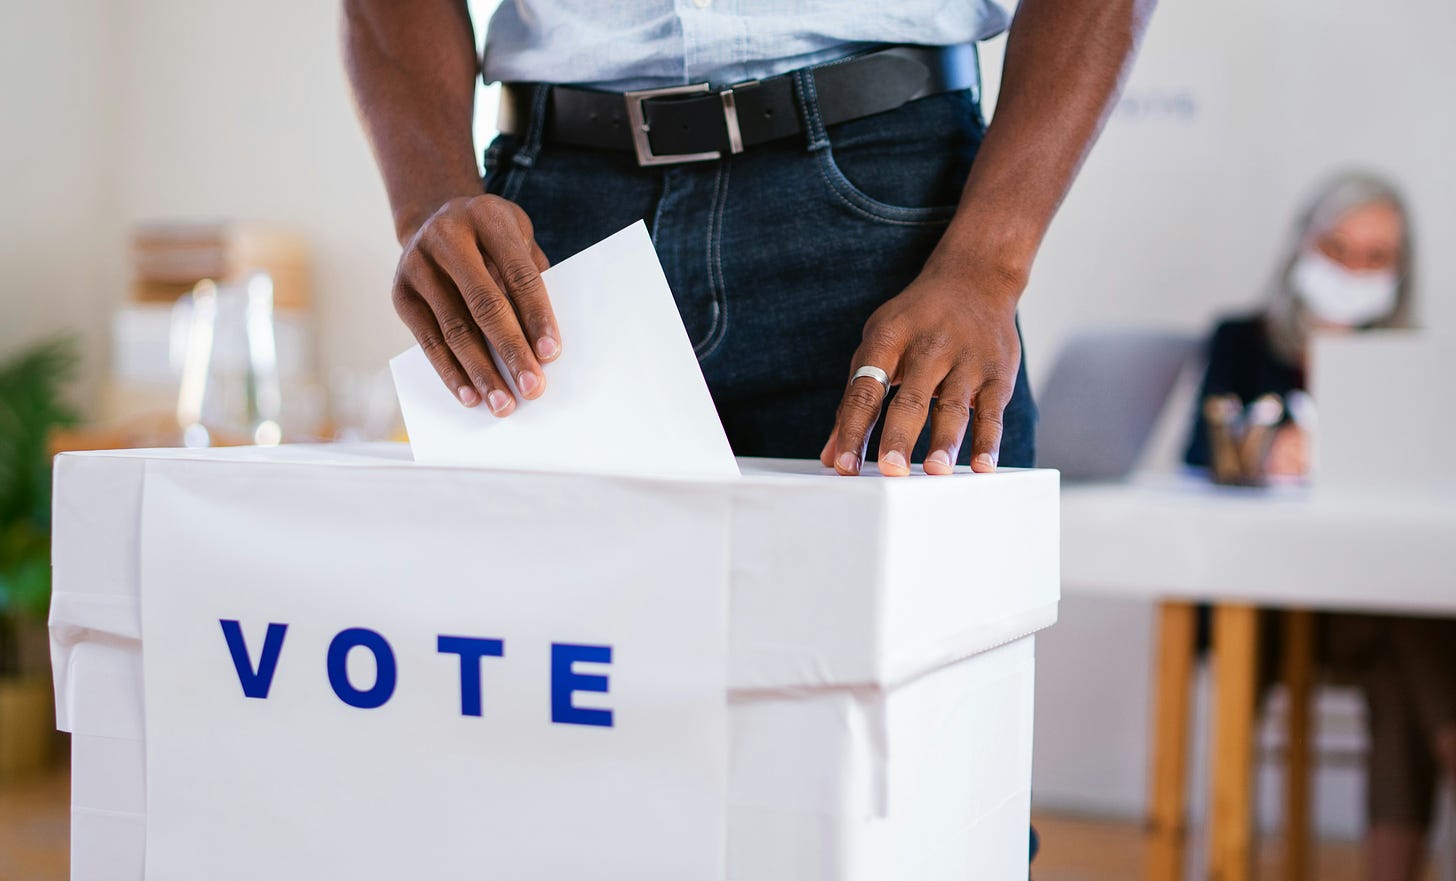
[343,0,483,244]
[930,0,1156,292]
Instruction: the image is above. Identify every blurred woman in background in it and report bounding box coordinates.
[1186,172,1415,473]
[1187,172,1456,881]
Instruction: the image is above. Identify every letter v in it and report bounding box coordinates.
[219,619,288,699]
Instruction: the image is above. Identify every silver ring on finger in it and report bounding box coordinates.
[850,364,892,398]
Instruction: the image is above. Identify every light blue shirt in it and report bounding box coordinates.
[482,1,1013,91]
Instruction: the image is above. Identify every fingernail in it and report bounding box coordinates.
[882,450,907,471]
[926,450,952,470]
[458,386,480,407]
[487,390,512,414]
[536,336,560,360]
[836,451,860,474]
[517,371,540,396]
[974,452,997,471]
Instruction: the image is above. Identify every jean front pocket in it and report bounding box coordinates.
[814,147,960,225]
[813,90,982,226]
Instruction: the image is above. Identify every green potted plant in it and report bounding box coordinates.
[0,337,78,778]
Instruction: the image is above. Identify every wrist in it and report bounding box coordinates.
[394,184,488,247]
[926,188,1052,300]
[922,231,1033,305]
[395,201,450,247]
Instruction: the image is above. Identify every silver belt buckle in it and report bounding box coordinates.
[624,82,747,167]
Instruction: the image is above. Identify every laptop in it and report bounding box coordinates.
[1310,331,1454,498]
[1035,330,1199,482]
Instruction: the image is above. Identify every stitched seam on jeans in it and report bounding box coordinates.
[649,170,672,252]
[501,167,526,202]
[813,150,955,227]
[502,87,550,201]
[517,84,551,167]
[696,159,731,360]
[796,70,830,152]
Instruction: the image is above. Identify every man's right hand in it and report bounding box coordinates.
[392,194,559,415]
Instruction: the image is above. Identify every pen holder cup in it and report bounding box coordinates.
[1203,393,1284,487]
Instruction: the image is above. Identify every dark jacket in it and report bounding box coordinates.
[1184,315,1305,467]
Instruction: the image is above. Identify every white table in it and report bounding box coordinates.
[1061,475,1456,881]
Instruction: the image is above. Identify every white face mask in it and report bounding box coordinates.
[1291,248,1400,327]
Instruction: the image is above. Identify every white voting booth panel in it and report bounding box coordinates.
[51,444,1058,881]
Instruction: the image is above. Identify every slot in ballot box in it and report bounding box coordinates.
[49,444,1058,881]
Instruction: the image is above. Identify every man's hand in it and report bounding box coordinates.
[393,195,559,414]
[820,260,1022,477]
[821,0,1153,477]
[344,1,560,414]
[347,1,561,413]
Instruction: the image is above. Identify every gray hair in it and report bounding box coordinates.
[1262,171,1416,365]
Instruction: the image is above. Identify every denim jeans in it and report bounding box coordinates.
[484,72,1037,467]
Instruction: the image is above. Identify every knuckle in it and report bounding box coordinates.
[864,322,902,349]
[889,386,931,412]
[495,341,533,371]
[393,260,423,294]
[980,379,1016,409]
[465,287,513,324]
[496,195,531,225]
[933,398,972,421]
[981,357,1019,385]
[973,406,1005,428]
[419,219,452,250]
[397,246,428,273]
[432,207,479,245]
[500,261,543,296]
[438,315,476,346]
[390,284,414,312]
[980,365,1009,387]
[844,385,884,414]
[473,194,509,216]
[418,333,450,358]
[915,330,953,356]
[475,198,522,234]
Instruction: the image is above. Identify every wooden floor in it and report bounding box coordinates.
[0,765,67,881]
[1031,811,1382,881]
[0,763,1401,881]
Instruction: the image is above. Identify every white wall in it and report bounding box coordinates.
[110,0,408,381]
[1,0,409,393]
[1019,0,1455,377]
[0,0,119,393]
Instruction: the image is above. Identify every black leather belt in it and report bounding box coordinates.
[497,44,981,167]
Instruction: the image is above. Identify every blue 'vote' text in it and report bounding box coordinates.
[218,619,614,728]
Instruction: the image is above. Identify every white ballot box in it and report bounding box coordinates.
[50,443,1058,881]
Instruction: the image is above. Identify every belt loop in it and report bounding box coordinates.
[511,83,552,170]
[790,68,831,153]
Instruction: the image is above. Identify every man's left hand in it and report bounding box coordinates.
[820,260,1023,477]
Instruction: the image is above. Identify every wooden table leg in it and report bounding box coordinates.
[1282,610,1315,881]
[1209,603,1260,881]
[1146,600,1197,881]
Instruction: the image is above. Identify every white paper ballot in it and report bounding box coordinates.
[391,221,740,478]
